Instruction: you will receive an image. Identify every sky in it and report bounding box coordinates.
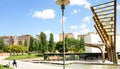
[0,0,120,42]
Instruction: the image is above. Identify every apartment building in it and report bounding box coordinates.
[0,34,31,46]
[59,33,74,41]
[0,36,13,45]
[77,35,85,40]
[36,35,40,41]
[17,34,31,46]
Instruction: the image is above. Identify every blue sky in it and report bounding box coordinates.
[0,0,120,41]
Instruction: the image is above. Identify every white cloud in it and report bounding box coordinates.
[54,34,59,42]
[70,9,80,14]
[70,0,91,9]
[73,9,77,14]
[39,31,59,42]
[79,16,91,34]
[43,30,52,40]
[33,9,55,19]
[82,16,91,24]
[80,23,90,34]
[117,5,120,10]
[70,25,78,29]
[44,30,52,35]
[73,32,80,39]
[71,9,77,14]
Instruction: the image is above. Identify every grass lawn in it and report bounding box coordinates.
[0,64,13,69]
[5,54,41,60]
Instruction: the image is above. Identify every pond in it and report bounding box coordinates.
[66,64,120,69]
[47,63,120,69]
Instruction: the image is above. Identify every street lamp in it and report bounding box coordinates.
[56,0,70,69]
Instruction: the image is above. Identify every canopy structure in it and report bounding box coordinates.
[91,0,117,64]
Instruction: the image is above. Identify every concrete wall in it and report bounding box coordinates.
[84,33,104,53]
[84,33,120,53]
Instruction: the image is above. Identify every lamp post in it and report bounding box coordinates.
[56,0,70,69]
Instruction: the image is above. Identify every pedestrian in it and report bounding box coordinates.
[12,58,17,67]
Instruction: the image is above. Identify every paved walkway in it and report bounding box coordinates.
[0,56,120,69]
[0,56,64,69]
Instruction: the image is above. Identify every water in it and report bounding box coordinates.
[66,64,120,69]
[47,64,120,69]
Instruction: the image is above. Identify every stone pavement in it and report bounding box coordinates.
[0,56,120,69]
[0,56,64,69]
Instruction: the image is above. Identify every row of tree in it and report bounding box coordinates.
[28,32,85,60]
[28,32,55,56]
[28,32,85,53]
[0,32,85,59]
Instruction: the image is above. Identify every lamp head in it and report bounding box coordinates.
[56,0,70,9]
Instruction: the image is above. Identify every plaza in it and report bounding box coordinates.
[0,55,120,69]
[0,0,120,69]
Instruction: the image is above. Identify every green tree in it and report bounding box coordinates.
[29,36,34,52]
[48,33,55,53]
[64,38,76,52]
[34,40,39,52]
[74,39,80,52]
[20,45,27,55]
[38,40,42,55]
[63,38,85,53]
[24,40,28,47]
[65,37,69,52]
[56,41,63,53]
[0,38,5,50]
[6,44,27,55]
[79,37,85,51]
[56,38,74,53]
[40,32,48,60]
[2,45,9,52]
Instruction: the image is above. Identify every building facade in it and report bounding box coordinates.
[59,33,74,41]
[36,35,40,41]
[0,36,13,45]
[84,32,120,53]
[84,32,105,53]
[0,34,31,46]
[77,35,85,40]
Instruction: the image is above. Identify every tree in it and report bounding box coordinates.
[74,39,80,52]
[0,38,5,50]
[63,37,85,53]
[6,44,27,55]
[40,32,48,60]
[48,33,55,53]
[65,37,69,52]
[40,32,48,53]
[34,40,39,52]
[20,45,27,55]
[64,38,76,52]
[28,36,34,52]
[38,40,42,55]
[55,41,69,53]
[56,41,63,53]
[79,37,85,51]
[24,40,28,47]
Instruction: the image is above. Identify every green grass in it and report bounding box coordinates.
[5,54,40,60]
[0,64,13,69]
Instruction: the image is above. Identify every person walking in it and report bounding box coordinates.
[12,58,17,67]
